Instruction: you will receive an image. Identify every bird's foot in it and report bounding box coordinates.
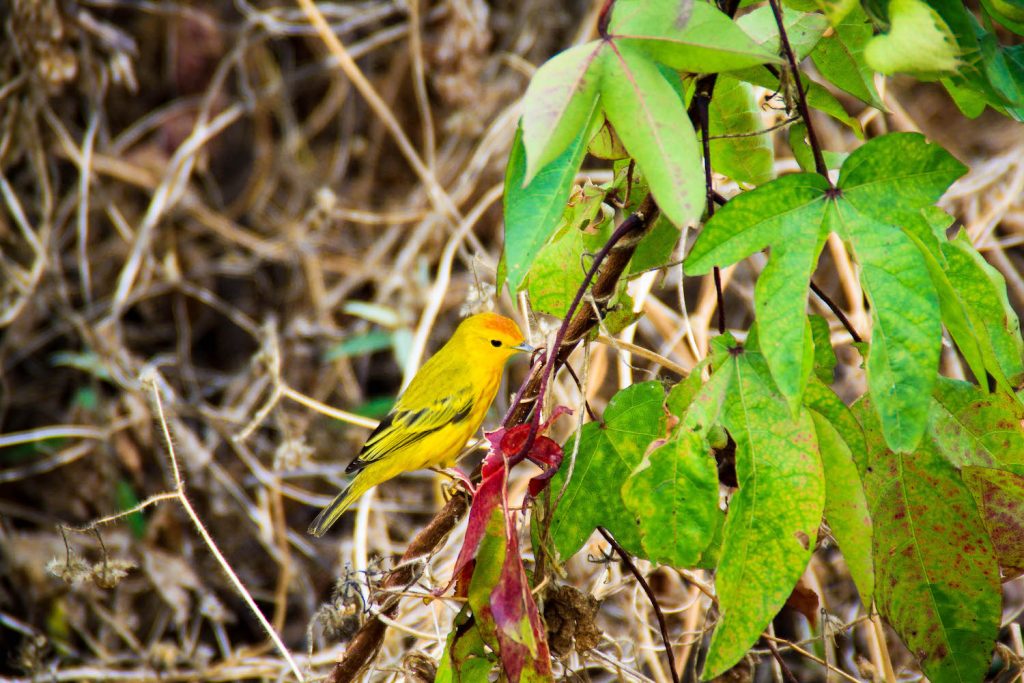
[432,467,476,497]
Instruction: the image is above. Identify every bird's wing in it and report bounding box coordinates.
[345,389,475,473]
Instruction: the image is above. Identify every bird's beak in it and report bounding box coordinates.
[511,341,535,353]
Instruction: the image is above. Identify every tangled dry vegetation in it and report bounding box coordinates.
[1,1,1023,681]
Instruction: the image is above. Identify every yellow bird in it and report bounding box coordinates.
[308,312,532,536]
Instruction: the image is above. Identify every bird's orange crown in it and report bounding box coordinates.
[475,312,523,340]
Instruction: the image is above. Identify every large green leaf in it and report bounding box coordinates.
[854,399,1001,683]
[831,201,942,452]
[829,133,966,451]
[944,232,1024,388]
[600,44,705,227]
[687,173,832,410]
[521,42,604,182]
[611,0,781,73]
[809,410,874,605]
[622,363,732,567]
[708,76,774,186]
[503,121,595,291]
[838,132,968,224]
[874,445,1001,683]
[811,6,885,108]
[703,351,825,678]
[621,430,720,568]
[686,173,830,270]
[548,382,667,561]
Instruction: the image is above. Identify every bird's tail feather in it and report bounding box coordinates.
[307,478,367,537]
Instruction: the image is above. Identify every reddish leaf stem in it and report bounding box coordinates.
[767,0,829,180]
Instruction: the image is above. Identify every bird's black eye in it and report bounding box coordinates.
[490,339,502,348]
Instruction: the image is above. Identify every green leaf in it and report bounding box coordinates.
[977,20,1024,113]
[854,396,1003,683]
[621,429,720,567]
[904,210,1024,392]
[687,173,831,409]
[980,0,1024,35]
[858,410,1000,682]
[686,173,831,272]
[629,213,680,274]
[789,124,849,172]
[703,351,825,678]
[962,466,1024,577]
[930,378,1024,469]
[864,0,961,75]
[587,116,630,160]
[323,330,393,361]
[625,361,733,568]
[809,314,837,384]
[942,78,988,118]
[811,6,886,108]
[736,6,829,59]
[611,1,781,72]
[811,0,859,25]
[665,359,710,418]
[549,382,667,561]
[831,201,942,452]
[838,132,968,223]
[600,44,705,227]
[755,238,826,413]
[115,480,147,539]
[708,76,774,186]
[947,232,1024,388]
[503,121,595,291]
[521,42,604,182]
[804,378,869,476]
[525,185,613,317]
[809,411,873,605]
[435,606,495,683]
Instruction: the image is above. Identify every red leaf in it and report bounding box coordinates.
[444,408,571,593]
[490,509,553,681]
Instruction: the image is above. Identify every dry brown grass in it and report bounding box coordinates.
[1,1,1022,681]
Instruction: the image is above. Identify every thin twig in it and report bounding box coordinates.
[810,281,862,344]
[595,334,690,378]
[707,115,801,140]
[294,0,460,224]
[598,526,679,683]
[765,636,800,683]
[139,368,306,682]
[326,492,471,683]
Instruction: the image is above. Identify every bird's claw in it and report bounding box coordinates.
[433,467,476,498]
